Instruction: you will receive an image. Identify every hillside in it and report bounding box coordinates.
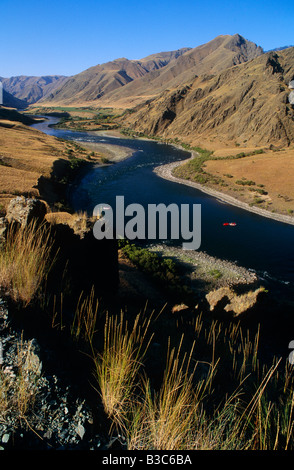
[39,49,190,106]
[97,34,264,108]
[120,47,294,149]
[1,88,27,109]
[1,75,69,105]
[0,108,106,213]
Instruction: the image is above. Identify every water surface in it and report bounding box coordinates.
[32,117,294,291]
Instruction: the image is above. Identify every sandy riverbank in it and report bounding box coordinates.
[153,156,294,226]
[72,129,136,162]
[74,140,135,163]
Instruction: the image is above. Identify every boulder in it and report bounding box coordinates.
[5,197,47,227]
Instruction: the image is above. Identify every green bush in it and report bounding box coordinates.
[119,241,191,299]
[235,179,256,186]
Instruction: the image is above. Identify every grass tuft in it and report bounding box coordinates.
[0,220,53,306]
[93,309,154,430]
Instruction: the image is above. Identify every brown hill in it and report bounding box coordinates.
[120,47,294,148]
[40,49,190,106]
[2,75,69,105]
[0,109,105,213]
[98,34,264,108]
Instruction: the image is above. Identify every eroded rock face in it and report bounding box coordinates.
[5,196,48,227]
[205,286,266,317]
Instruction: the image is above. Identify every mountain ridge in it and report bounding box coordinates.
[97,34,263,108]
[38,48,191,106]
[120,47,294,148]
[39,34,263,108]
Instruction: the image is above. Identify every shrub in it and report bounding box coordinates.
[235,180,256,186]
[208,269,222,279]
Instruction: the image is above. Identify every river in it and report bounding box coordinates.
[32,117,294,294]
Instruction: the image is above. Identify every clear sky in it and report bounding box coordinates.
[1,0,293,77]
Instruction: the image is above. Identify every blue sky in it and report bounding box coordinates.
[1,0,293,77]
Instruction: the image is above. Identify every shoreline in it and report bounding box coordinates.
[153,155,294,226]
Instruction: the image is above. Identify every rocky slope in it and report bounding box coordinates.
[120,47,294,148]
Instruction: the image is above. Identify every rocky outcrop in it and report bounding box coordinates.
[205,286,266,318]
[5,196,48,227]
[2,197,119,300]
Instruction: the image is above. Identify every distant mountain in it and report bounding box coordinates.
[120,48,294,148]
[40,34,263,108]
[40,48,191,106]
[1,75,69,105]
[266,46,294,52]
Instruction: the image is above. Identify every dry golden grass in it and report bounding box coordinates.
[205,147,294,214]
[93,312,294,450]
[127,336,200,450]
[0,122,65,211]
[0,221,53,305]
[0,122,63,173]
[71,287,99,344]
[93,310,155,430]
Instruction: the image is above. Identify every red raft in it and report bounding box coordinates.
[223,222,237,226]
